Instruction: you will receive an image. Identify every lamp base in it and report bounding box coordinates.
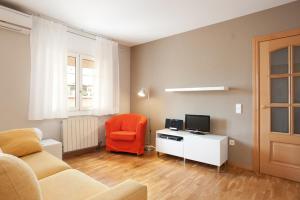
[144,145,155,152]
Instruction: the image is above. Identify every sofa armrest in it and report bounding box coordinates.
[87,180,147,200]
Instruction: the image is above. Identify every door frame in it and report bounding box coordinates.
[252,28,300,173]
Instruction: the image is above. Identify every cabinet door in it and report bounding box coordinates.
[156,137,184,157]
[184,135,220,166]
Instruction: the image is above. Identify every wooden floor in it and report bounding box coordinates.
[64,150,300,200]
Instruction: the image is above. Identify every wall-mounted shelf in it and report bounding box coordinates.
[165,86,229,92]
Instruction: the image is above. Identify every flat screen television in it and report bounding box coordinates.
[185,114,210,134]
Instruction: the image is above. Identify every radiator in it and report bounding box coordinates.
[62,117,98,153]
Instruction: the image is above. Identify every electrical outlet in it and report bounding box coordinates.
[229,139,235,146]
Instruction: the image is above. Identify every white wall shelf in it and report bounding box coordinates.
[165,86,229,92]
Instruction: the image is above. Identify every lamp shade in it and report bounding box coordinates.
[138,88,147,97]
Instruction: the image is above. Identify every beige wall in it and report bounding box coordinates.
[0,28,130,145]
[119,45,131,114]
[131,1,300,169]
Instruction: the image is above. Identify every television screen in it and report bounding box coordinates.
[185,114,210,133]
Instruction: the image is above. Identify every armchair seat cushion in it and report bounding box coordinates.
[110,131,136,141]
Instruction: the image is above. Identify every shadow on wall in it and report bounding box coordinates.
[210,118,227,135]
[229,87,252,95]
[228,139,253,169]
[98,115,114,146]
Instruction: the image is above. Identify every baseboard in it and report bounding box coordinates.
[63,145,100,159]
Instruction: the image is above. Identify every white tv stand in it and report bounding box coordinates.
[156,129,228,172]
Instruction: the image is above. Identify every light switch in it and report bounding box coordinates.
[236,104,242,114]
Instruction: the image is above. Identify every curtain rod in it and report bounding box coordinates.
[34,13,117,43]
[1,16,105,42]
[0,4,118,43]
[67,29,96,41]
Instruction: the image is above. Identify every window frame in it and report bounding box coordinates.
[67,52,96,116]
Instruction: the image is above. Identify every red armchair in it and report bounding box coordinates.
[105,114,147,155]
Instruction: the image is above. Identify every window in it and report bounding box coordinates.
[67,54,96,113]
[67,56,76,109]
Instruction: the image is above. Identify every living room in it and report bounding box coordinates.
[1,1,300,200]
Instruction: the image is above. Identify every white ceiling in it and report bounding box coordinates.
[3,0,295,46]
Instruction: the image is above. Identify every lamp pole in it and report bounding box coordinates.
[144,89,155,151]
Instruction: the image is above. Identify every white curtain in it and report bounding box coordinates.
[29,16,68,120]
[93,37,119,115]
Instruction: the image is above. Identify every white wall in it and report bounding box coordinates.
[67,32,96,56]
[118,45,131,113]
[0,28,130,146]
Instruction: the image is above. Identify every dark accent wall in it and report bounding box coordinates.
[131,1,300,169]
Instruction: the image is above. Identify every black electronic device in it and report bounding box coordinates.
[168,135,183,141]
[165,118,183,131]
[158,134,168,139]
[158,134,183,141]
[185,114,210,134]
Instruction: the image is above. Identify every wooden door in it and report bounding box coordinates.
[259,34,300,182]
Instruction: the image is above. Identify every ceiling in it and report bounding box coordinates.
[2,0,295,46]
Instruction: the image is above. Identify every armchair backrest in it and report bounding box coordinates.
[108,114,147,132]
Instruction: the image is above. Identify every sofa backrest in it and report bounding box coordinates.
[0,153,42,200]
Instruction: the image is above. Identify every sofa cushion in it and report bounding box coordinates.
[86,180,147,200]
[0,128,42,157]
[0,153,42,200]
[21,151,70,179]
[40,169,108,200]
[110,131,136,141]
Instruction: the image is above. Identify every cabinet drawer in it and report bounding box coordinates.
[156,137,184,157]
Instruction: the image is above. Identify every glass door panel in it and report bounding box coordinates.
[270,47,290,134]
[270,48,289,74]
[294,107,300,134]
[294,76,300,103]
[293,46,300,72]
[271,107,289,133]
[271,78,289,103]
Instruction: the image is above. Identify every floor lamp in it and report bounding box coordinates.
[138,88,155,151]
